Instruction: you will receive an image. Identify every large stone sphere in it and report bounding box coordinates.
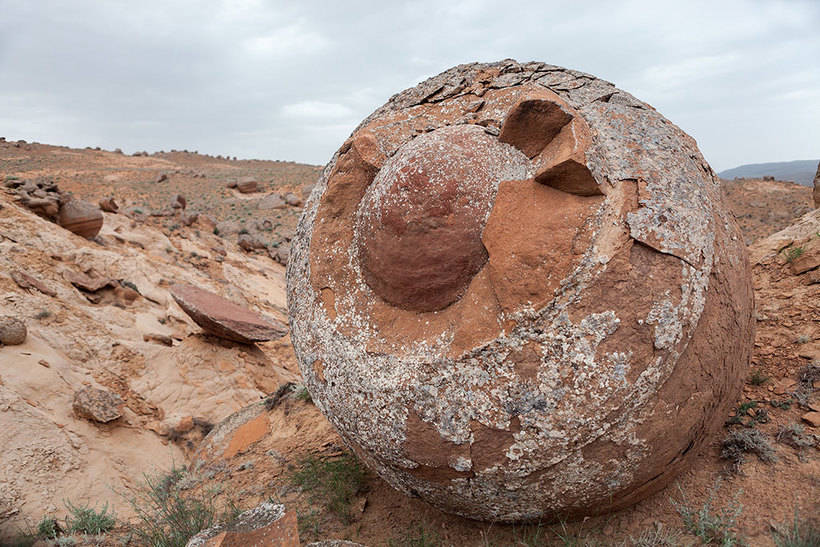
[286,60,754,522]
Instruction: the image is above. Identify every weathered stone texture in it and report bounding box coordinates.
[286,60,755,522]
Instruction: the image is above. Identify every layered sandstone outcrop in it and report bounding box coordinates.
[287,60,755,521]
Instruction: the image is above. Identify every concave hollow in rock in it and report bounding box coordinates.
[356,125,530,312]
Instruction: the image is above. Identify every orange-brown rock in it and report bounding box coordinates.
[58,198,103,238]
[72,387,123,423]
[98,197,118,212]
[287,60,754,522]
[170,283,287,343]
[236,176,258,194]
[813,160,819,208]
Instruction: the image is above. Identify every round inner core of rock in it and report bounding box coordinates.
[356,125,531,312]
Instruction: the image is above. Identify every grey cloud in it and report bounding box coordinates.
[0,0,818,171]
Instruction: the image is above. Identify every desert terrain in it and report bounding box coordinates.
[0,138,817,546]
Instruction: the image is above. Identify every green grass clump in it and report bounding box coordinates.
[291,454,368,523]
[37,515,60,538]
[785,246,804,262]
[65,500,115,534]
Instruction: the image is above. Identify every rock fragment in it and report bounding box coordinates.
[98,197,119,213]
[58,198,103,238]
[283,192,303,207]
[236,176,258,194]
[171,194,187,210]
[258,193,287,210]
[185,502,298,547]
[72,387,123,423]
[0,316,27,345]
[238,233,266,252]
[11,271,57,297]
[170,283,287,343]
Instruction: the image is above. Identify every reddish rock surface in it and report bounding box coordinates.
[236,176,258,194]
[58,198,103,238]
[98,197,119,212]
[288,60,755,522]
[814,161,820,208]
[171,283,287,343]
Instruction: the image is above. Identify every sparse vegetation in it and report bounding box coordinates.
[37,515,61,538]
[671,480,745,546]
[34,309,52,320]
[64,500,116,535]
[795,334,810,345]
[388,523,442,547]
[290,454,368,523]
[785,246,804,262]
[772,508,820,547]
[123,465,239,547]
[748,369,769,386]
[721,428,776,471]
[295,385,312,403]
[629,523,680,546]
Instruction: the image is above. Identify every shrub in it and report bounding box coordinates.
[37,515,60,538]
[773,508,820,547]
[123,465,238,547]
[291,454,368,523]
[671,480,745,546]
[64,500,116,534]
[721,428,776,471]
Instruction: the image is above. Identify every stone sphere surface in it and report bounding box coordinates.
[286,60,754,522]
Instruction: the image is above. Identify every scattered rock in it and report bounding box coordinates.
[238,233,266,252]
[236,176,258,194]
[114,284,140,306]
[170,283,287,343]
[20,195,60,219]
[258,193,287,210]
[171,194,187,210]
[288,59,755,522]
[181,211,199,226]
[72,387,123,423]
[11,270,57,297]
[283,192,303,207]
[98,197,119,213]
[802,411,820,428]
[772,378,798,395]
[185,502,298,547]
[63,270,113,292]
[226,180,238,189]
[0,316,27,345]
[143,333,173,346]
[58,198,103,238]
[155,173,168,183]
[269,243,290,266]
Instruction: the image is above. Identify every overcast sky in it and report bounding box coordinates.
[1,0,817,171]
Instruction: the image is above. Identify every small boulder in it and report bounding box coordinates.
[72,387,123,423]
[11,271,57,297]
[98,197,119,213]
[170,283,287,343]
[0,316,27,345]
[226,180,238,189]
[20,195,60,219]
[181,211,199,226]
[238,233,265,252]
[64,270,113,292]
[283,192,303,207]
[185,502,298,547]
[155,173,168,183]
[258,193,287,210]
[236,176,258,194]
[269,243,290,266]
[171,194,187,210]
[58,199,103,238]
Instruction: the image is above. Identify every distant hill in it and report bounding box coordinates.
[719,159,818,187]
